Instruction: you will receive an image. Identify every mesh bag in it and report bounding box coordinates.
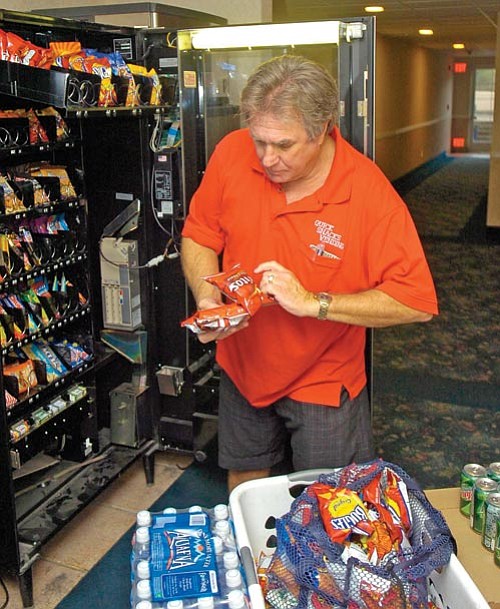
[266,460,456,609]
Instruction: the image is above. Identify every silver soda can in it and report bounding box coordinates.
[471,477,498,533]
[487,462,500,484]
[482,492,500,551]
[460,463,486,517]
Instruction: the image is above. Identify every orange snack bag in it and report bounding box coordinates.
[181,302,249,334]
[312,483,373,544]
[203,264,271,315]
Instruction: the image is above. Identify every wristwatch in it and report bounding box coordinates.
[314,292,332,321]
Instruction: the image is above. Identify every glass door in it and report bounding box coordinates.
[176,18,376,399]
[472,67,495,150]
[177,18,375,207]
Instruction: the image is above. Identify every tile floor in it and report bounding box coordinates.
[2,451,193,609]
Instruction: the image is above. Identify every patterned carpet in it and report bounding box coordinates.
[372,155,500,489]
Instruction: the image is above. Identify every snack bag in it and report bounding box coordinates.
[312,484,374,545]
[37,107,71,141]
[49,40,82,62]
[26,109,49,144]
[203,263,272,315]
[181,302,249,334]
[30,165,77,200]
[181,263,275,335]
[0,175,26,213]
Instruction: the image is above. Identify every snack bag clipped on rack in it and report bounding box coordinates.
[37,107,71,141]
[30,165,77,200]
[128,64,163,106]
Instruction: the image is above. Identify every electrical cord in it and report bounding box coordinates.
[98,236,178,271]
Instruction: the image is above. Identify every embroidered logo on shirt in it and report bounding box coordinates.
[309,243,340,260]
[309,220,345,259]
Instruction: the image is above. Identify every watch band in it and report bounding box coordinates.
[314,292,332,321]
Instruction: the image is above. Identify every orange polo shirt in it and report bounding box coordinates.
[182,127,438,407]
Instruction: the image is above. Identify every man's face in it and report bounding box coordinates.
[249,113,324,185]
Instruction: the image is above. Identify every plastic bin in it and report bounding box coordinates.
[229,470,490,609]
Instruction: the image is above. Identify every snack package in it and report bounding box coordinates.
[26,109,49,144]
[37,107,71,141]
[181,302,249,334]
[312,484,374,545]
[0,175,26,213]
[30,165,77,200]
[128,64,163,106]
[181,264,275,335]
[203,263,273,315]
[1,29,53,68]
[49,40,82,62]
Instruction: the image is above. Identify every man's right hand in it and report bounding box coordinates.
[196,297,250,343]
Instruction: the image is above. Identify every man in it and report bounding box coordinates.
[181,55,438,492]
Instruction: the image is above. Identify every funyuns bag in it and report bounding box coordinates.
[265,460,456,609]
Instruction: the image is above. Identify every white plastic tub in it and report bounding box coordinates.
[229,471,490,609]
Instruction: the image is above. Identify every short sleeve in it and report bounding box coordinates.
[181,148,226,254]
[368,206,438,315]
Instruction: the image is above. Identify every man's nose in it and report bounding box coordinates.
[261,145,278,167]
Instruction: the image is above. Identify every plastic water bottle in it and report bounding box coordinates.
[228,589,246,609]
[166,601,183,609]
[136,510,152,527]
[225,568,243,591]
[213,504,229,521]
[197,597,215,609]
[135,602,152,609]
[223,551,240,571]
[136,579,152,601]
[189,505,203,513]
[136,560,150,581]
[162,507,177,515]
[133,527,151,561]
[214,519,236,550]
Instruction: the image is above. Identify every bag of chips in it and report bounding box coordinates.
[203,263,274,315]
[181,302,249,334]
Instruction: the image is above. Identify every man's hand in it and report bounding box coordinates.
[254,260,316,318]
[195,297,250,344]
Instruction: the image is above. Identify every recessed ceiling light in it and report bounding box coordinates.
[453,43,465,49]
[419,29,434,36]
[364,5,385,12]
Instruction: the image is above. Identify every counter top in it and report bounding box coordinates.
[426,487,499,609]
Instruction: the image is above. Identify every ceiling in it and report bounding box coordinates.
[274,0,500,55]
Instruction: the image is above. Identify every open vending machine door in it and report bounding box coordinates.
[176,17,375,410]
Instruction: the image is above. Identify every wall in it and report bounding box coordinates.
[487,12,500,227]
[3,0,273,25]
[375,35,453,181]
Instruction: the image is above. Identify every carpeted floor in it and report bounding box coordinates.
[372,155,500,489]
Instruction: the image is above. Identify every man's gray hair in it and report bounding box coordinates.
[240,54,339,140]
